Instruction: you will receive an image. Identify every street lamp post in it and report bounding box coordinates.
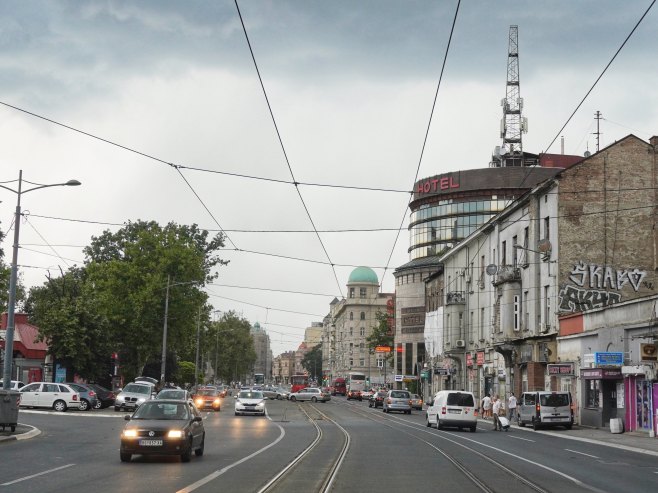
[1,170,80,389]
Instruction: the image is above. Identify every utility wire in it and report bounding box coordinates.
[545,0,655,152]
[234,0,343,298]
[381,0,461,288]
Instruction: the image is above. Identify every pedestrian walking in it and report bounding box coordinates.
[492,395,502,431]
[508,392,517,421]
[482,394,491,420]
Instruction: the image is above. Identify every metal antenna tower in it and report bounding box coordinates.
[594,110,602,152]
[492,25,528,167]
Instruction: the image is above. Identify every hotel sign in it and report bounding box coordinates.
[594,352,623,366]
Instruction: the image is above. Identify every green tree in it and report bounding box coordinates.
[366,311,394,366]
[177,361,202,387]
[208,311,256,384]
[301,343,322,381]
[83,220,226,382]
[25,266,112,380]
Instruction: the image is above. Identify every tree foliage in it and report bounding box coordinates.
[301,343,322,380]
[26,267,112,380]
[207,311,256,384]
[366,311,394,363]
[82,220,226,381]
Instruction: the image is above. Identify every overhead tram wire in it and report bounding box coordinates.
[380,0,461,288]
[234,0,343,298]
[544,0,655,153]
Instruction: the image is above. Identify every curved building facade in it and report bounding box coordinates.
[408,167,564,259]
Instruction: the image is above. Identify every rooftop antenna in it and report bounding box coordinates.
[594,111,602,152]
[492,25,528,167]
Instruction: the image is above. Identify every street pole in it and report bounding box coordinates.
[1,171,80,390]
[160,274,170,384]
[194,306,201,387]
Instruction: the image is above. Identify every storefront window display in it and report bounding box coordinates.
[585,379,600,408]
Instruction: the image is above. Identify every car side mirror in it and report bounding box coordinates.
[193,416,202,422]
[124,415,131,421]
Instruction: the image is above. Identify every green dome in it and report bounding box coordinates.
[348,266,378,284]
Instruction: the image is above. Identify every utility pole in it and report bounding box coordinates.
[160,275,171,384]
[194,306,201,387]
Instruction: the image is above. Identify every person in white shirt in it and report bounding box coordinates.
[481,394,492,419]
[492,395,502,431]
[508,392,517,420]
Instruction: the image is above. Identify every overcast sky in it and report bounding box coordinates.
[1,0,656,357]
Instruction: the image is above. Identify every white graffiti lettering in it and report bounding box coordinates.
[568,261,646,292]
[558,285,622,312]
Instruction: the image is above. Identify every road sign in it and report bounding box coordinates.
[394,374,403,382]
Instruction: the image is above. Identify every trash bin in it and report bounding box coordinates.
[610,417,624,434]
[0,390,20,432]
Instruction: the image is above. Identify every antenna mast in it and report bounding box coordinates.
[492,25,528,167]
[594,110,602,152]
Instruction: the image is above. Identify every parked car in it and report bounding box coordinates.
[289,387,331,403]
[410,394,423,410]
[234,390,266,416]
[87,383,116,409]
[19,382,81,412]
[120,399,205,463]
[369,390,387,408]
[193,387,221,411]
[5,380,25,391]
[517,391,573,430]
[262,386,288,400]
[347,389,362,401]
[426,390,477,432]
[383,390,412,414]
[65,382,99,411]
[114,382,156,411]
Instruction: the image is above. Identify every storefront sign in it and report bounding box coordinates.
[375,346,392,353]
[594,352,623,366]
[548,363,575,376]
[580,368,623,380]
[476,351,485,366]
[640,343,657,361]
[394,375,403,382]
[466,353,473,367]
[433,367,449,375]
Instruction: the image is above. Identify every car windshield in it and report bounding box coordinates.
[447,393,475,407]
[390,391,410,399]
[158,390,186,400]
[133,402,189,420]
[123,384,152,394]
[239,391,263,399]
[197,389,218,396]
[541,394,570,407]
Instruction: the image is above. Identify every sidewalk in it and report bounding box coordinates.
[0,423,40,443]
[479,416,658,456]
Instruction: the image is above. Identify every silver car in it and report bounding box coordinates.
[114,382,156,411]
[383,390,412,414]
[289,387,330,403]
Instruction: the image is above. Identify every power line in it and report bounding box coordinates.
[545,0,655,152]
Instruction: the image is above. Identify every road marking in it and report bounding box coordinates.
[2,464,75,486]
[565,448,600,459]
[509,435,535,442]
[177,410,285,493]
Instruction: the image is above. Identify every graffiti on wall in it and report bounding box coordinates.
[558,261,647,312]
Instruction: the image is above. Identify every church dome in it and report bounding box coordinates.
[347,266,378,284]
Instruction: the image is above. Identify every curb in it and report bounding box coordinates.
[0,424,41,444]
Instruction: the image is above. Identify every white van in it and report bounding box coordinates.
[426,390,478,432]
[517,391,573,430]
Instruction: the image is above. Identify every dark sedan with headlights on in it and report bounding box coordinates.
[119,400,205,463]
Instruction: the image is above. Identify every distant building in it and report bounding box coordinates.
[250,322,271,383]
[0,313,48,383]
[272,351,295,385]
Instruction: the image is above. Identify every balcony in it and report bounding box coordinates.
[446,291,465,305]
[492,265,521,285]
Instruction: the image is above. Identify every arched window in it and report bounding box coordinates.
[349,312,354,320]
[360,312,365,320]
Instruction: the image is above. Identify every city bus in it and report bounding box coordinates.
[348,371,367,392]
[254,373,265,386]
[290,374,309,393]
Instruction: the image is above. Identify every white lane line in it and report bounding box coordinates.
[177,410,285,493]
[2,464,75,486]
[509,435,535,442]
[565,449,600,459]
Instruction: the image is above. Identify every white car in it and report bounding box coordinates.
[19,382,81,412]
[234,390,266,416]
[114,382,156,411]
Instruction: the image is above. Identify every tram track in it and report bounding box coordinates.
[341,400,603,493]
[257,402,350,493]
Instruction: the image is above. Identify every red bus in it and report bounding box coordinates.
[290,374,309,393]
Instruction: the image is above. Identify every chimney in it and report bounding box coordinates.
[650,136,658,147]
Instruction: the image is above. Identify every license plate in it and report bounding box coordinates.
[448,409,461,414]
[139,439,163,446]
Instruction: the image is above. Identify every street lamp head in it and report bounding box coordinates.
[65,179,82,186]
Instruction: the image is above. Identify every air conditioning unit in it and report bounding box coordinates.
[455,339,465,348]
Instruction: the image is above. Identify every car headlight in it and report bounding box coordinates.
[213,398,220,405]
[167,430,183,438]
[137,397,146,404]
[122,429,138,438]
[195,398,204,406]
[256,402,264,408]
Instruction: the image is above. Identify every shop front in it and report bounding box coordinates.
[580,367,623,428]
[623,365,657,435]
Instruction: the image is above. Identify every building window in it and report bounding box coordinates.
[585,380,600,408]
[513,295,520,331]
[360,311,365,320]
[479,307,485,341]
[523,290,529,330]
[544,216,550,240]
[359,327,365,336]
[501,240,507,266]
[512,235,518,268]
[359,342,364,353]
[349,312,353,320]
[523,226,529,249]
[349,359,354,367]
[544,285,551,328]
[349,327,353,336]
[360,287,367,298]
[359,359,365,366]
[349,287,355,298]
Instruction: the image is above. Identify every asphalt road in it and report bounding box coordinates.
[2,397,658,493]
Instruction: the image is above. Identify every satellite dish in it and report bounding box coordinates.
[485,264,498,276]
[537,239,552,254]
[500,145,509,155]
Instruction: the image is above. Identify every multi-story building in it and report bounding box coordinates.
[250,322,271,383]
[424,134,658,431]
[323,267,394,386]
[272,350,295,385]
